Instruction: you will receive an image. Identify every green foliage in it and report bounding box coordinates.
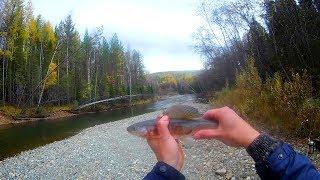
[81,83,93,100]
[0,0,150,109]
[72,100,79,109]
[213,59,320,138]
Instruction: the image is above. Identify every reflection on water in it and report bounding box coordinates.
[0,95,195,160]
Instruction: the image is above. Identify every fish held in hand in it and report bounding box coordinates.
[127,105,218,139]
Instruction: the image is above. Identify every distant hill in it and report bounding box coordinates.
[147,70,201,81]
[147,70,201,95]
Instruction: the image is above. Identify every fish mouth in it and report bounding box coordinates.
[126,125,135,133]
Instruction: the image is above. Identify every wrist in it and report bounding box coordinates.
[163,159,182,171]
[243,130,260,148]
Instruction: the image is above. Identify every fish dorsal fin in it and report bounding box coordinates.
[163,105,200,120]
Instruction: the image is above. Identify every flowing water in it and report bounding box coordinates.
[0,95,195,160]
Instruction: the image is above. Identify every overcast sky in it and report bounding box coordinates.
[31,0,204,73]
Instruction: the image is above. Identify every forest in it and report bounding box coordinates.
[147,71,199,95]
[195,0,320,138]
[1,0,320,138]
[0,0,153,116]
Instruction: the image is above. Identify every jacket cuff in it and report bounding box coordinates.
[150,162,185,180]
[246,133,282,163]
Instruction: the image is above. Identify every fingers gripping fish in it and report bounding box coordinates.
[127,105,218,139]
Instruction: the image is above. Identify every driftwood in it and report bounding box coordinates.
[74,94,151,111]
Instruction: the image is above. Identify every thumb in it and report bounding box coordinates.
[156,115,171,137]
[193,129,222,140]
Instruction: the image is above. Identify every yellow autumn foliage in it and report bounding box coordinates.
[42,22,57,46]
[182,74,194,84]
[160,74,178,86]
[44,63,58,89]
[28,18,39,43]
[213,58,320,138]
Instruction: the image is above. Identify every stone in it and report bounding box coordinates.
[226,173,233,179]
[215,168,227,176]
[9,172,16,177]
[205,161,212,167]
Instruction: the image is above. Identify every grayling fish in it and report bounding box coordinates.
[127,105,218,139]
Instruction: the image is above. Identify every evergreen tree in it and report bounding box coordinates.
[247,19,273,79]
[5,0,27,105]
[0,0,150,108]
[109,34,124,96]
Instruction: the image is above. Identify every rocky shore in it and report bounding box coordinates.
[0,103,318,179]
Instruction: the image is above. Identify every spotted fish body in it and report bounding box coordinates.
[163,105,200,120]
[127,105,218,138]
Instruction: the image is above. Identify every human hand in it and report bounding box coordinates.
[193,107,260,148]
[146,115,185,171]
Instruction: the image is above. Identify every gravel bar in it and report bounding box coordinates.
[0,103,259,180]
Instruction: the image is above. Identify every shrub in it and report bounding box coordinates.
[213,58,320,138]
[0,106,22,117]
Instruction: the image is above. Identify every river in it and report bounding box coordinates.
[0,95,195,160]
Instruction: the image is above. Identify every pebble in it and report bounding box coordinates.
[215,168,227,175]
[0,103,261,179]
[226,173,233,179]
[9,172,15,177]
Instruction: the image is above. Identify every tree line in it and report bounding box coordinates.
[194,0,320,137]
[195,0,320,94]
[147,71,198,95]
[0,0,151,109]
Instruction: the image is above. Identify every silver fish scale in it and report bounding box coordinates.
[163,105,201,119]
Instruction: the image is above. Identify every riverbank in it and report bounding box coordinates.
[0,98,155,127]
[0,106,76,128]
[0,102,318,179]
[0,113,12,126]
[0,103,259,179]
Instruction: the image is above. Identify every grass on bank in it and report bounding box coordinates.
[0,106,22,117]
[212,59,320,138]
[0,97,155,119]
[0,105,73,119]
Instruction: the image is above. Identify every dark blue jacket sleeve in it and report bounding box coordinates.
[248,134,320,180]
[257,143,320,179]
[143,162,185,180]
